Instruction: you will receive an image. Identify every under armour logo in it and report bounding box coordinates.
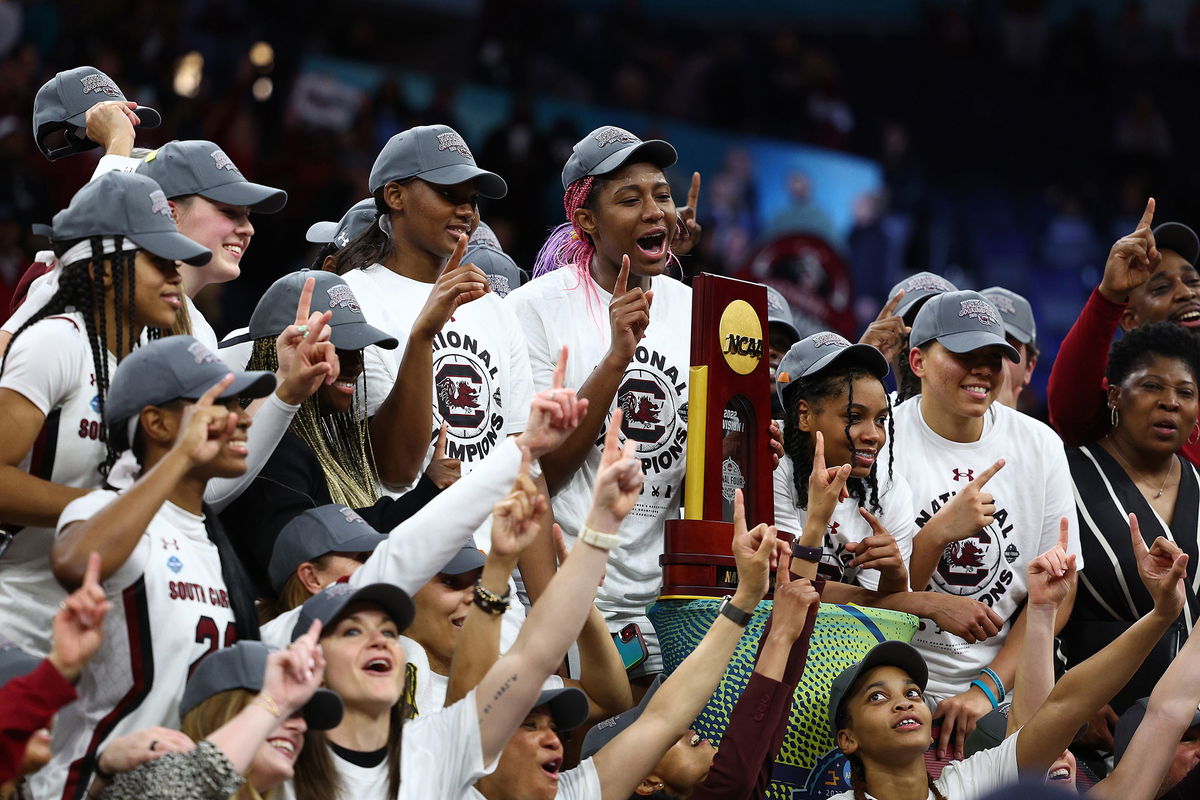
[161,538,180,550]
[952,468,974,482]
[334,230,350,247]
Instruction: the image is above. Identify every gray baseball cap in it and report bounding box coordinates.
[765,285,801,343]
[980,287,1037,345]
[306,198,377,249]
[466,244,524,298]
[909,291,1020,363]
[1153,222,1200,266]
[0,640,41,689]
[888,272,958,323]
[775,331,890,407]
[180,640,343,730]
[441,544,487,576]
[219,269,397,351]
[581,674,663,758]
[1114,697,1200,764]
[105,336,276,450]
[534,686,591,733]
[292,582,415,642]
[828,640,928,737]
[33,66,162,161]
[562,126,677,189]
[136,140,287,213]
[268,504,388,592]
[469,219,502,250]
[38,171,212,266]
[368,125,506,198]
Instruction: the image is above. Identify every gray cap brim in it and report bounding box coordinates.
[419,164,508,199]
[442,547,487,575]
[769,319,801,344]
[895,293,938,323]
[828,640,928,737]
[213,371,277,403]
[63,104,162,131]
[536,686,590,733]
[805,343,890,380]
[932,330,1021,363]
[201,180,288,214]
[126,229,212,266]
[581,674,663,758]
[567,140,678,189]
[306,220,339,244]
[327,320,398,351]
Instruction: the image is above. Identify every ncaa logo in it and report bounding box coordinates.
[618,372,668,446]
[933,529,1002,595]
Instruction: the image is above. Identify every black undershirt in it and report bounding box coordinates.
[329,740,388,768]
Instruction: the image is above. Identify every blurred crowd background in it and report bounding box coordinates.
[4,0,1200,419]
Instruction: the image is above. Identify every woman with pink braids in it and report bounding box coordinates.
[506,126,700,681]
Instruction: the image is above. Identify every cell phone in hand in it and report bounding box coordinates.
[612,623,649,671]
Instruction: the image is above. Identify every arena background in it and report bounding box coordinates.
[4,0,1200,421]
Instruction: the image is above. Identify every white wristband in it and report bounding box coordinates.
[577,524,620,551]
[528,457,543,481]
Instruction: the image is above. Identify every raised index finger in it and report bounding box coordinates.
[879,289,905,320]
[294,277,315,326]
[858,506,887,535]
[446,233,468,272]
[82,551,103,590]
[813,430,827,474]
[1129,513,1148,561]
[614,255,631,297]
[973,459,1005,489]
[197,374,235,407]
[552,345,568,391]
[1057,516,1070,553]
[1138,197,1156,231]
[687,171,701,213]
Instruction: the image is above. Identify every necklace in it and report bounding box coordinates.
[1106,440,1176,499]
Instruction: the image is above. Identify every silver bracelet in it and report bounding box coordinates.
[577,524,620,551]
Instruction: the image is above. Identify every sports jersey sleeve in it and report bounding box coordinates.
[0,659,77,785]
[90,154,141,179]
[1046,288,1124,446]
[203,393,299,512]
[771,456,804,539]
[500,301,534,435]
[0,317,86,413]
[351,437,521,594]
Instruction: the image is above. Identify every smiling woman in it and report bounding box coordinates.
[1061,321,1200,716]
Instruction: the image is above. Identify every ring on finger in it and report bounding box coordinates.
[297,324,309,338]
[150,740,159,751]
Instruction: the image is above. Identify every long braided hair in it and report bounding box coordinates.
[782,366,894,514]
[246,338,380,508]
[0,237,162,475]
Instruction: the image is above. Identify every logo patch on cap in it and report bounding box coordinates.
[905,275,954,293]
[487,274,511,297]
[210,149,237,172]
[79,74,121,96]
[187,341,219,365]
[149,190,172,219]
[323,582,357,599]
[767,292,787,313]
[595,716,621,731]
[594,126,638,148]
[436,132,472,158]
[326,284,360,314]
[334,229,350,247]
[811,332,851,348]
[958,299,1000,327]
[338,506,366,525]
[986,294,1017,315]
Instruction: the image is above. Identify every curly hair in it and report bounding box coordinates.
[0,237,163,474]
[781,366,894,514]
[1106,320,1200,388]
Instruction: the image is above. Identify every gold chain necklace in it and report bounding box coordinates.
[1106,440,1176,499]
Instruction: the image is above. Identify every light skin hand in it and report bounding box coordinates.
[275,278,339,404]
[515,346,588,459]
[858,289,910,364]
[489,447,548,563]
[1027,518,1077,609]
[770,553,820,639]
[929,459,1004,545]
[48,552,111,682]
[261,621,326,718]
[96,727,195,777]
[730,488,784,606]
[84,100,139,155]
[1129,513,1189,620]
[1099,198,1160,303]
[585,410,644,534]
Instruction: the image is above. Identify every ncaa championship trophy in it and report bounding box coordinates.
[647,274,917,799]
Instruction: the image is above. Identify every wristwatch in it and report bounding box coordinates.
[717,595,753,627]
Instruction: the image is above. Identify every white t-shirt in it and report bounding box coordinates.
[506,268,690,672]
[885,398,1080,700]
[773,454,917,590]
[218,326,253,370]
[0,312,112,657]
[33,490,237,800]
[466,755,601,800]
[183,295,219,352]
[261,438,528,649]
[827,726,1020,800]
[342,264,534,482]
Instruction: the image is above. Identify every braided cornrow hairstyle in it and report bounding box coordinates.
[246,338,381,507]
[0,238,146,475]
[782,367,890,514]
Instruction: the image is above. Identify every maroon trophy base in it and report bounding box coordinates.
[661,519,794,599]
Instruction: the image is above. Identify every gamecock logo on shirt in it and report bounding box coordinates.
[436,363,484,428]
[618,376,665,444]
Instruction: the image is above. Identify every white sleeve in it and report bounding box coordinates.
[882,472,917,573]
[57,489,146,591]
[1039,430,1083,571]
[559,758,602,800]
[260,607,300,648]
[351,437,522,594]
[938,727,1021,798]
[1,263,57,335]
[203,393,299,512]
[772,456,804,539]
[499,301,534,435]
[90,154,141,179]
[0,318,85,414]
[402,690,497,794]
[507,289,555,393]
[362,342,397,418]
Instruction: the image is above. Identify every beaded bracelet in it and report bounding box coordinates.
[473,579,511,615]
[980,667,1006,703]
[970,678,999,709]
[578,524,621,551]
